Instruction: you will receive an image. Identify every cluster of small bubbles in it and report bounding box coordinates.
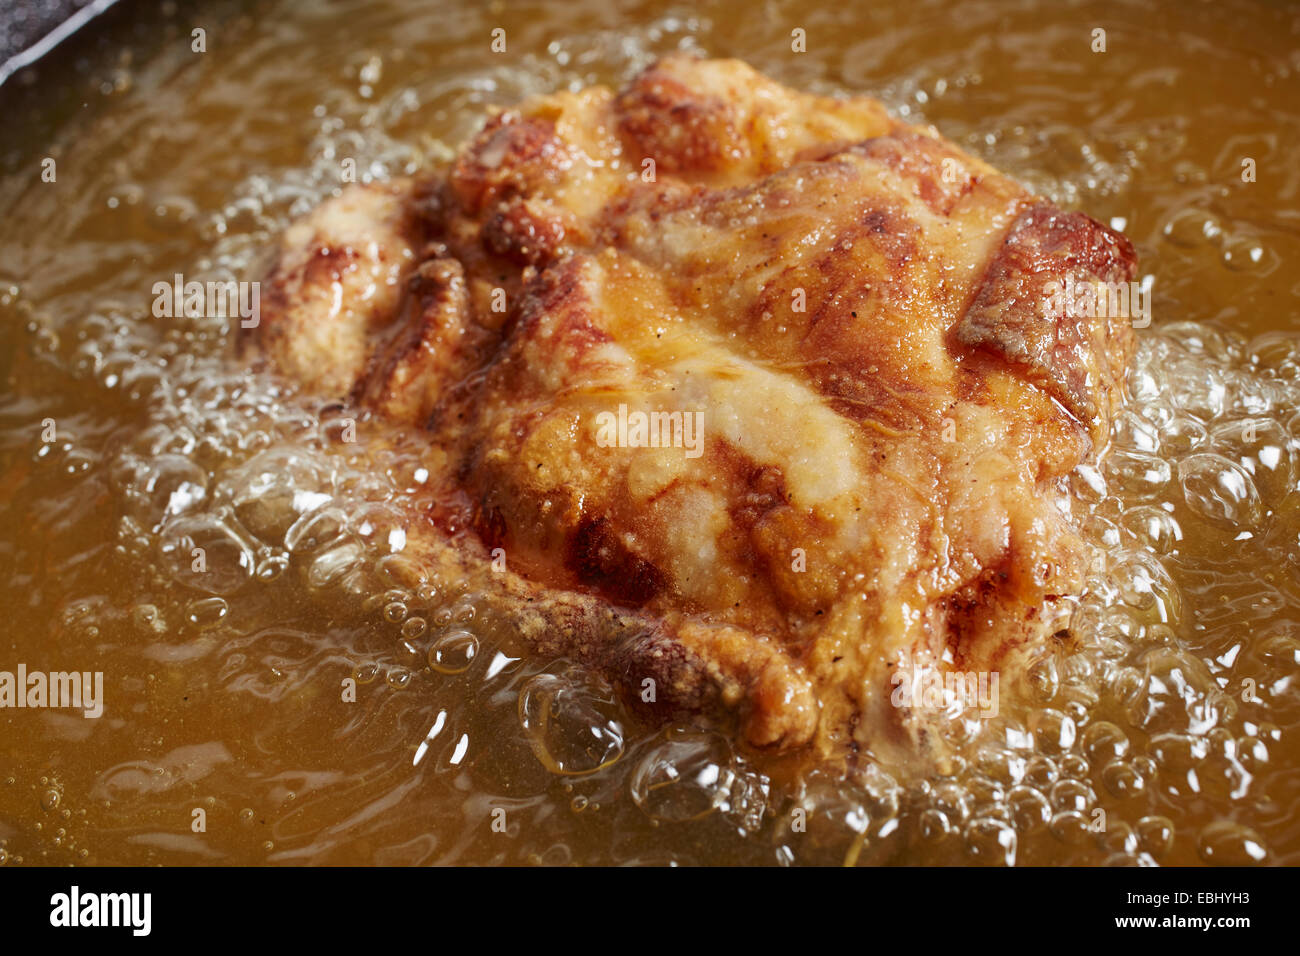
[920,779,971,837]
[218,448,330,543]
[33,435,100,476]
[362,587,409,616]
[57,597,106,642]
[54,307,456,691]
[897,317,1300,864]
[899,323,1300,868]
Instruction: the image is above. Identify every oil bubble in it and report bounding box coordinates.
[1178,453,1264,530]
[518,670,624,776]
[1031,709,1076,754]
[307,539,365,590]
[122,454,208,530]
[1007,785,1051,832]
[1197,821,1267,865]
[964,817,1017,866]
[284,507,348,553]
[918,808,953,842]
[1119,506,1182,554]
[255,552,289,581]
[354,662,380,685]
[186,596,229,628]
[630,729,735,823]
[1048,810,1093,846]
[1103,451,1171,500]
[1050,778,1094,813]
[220,448,329,542]
[131,603,166,636]
[1081,721,1130,763]
[428,629,478,674]
[1126,648,1223,736]
[159,514,257,594]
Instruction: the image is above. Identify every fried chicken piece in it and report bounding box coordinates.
[243,56,1137,768]
[253,180,423,396]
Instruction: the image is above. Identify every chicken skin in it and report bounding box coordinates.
[242,56,1137,768]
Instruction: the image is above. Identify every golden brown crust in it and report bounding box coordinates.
[246,179,423,396]
[244,55,1138,768]
[955,202,1138,439]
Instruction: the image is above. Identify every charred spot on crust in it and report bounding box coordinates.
[566,516,666,605]
[608,624,720,717]
[475,502,509,551]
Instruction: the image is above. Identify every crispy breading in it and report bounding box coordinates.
[244,56,1137,767]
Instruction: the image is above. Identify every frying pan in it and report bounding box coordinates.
[0,0,121,85]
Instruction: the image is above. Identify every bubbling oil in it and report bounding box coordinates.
[0,0,1297,866]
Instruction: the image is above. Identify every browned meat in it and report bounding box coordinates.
[242,56,1137,769]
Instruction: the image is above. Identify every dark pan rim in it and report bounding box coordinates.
[0,0,123,87]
